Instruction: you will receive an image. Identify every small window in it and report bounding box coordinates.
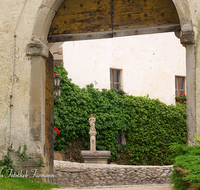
[110,69,121,89]
[116,132,126,145]
[175,76,185,96]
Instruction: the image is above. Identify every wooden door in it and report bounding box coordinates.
[48,0,180,42]
[45,52,54,180]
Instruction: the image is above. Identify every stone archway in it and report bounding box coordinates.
[26,0,195,177]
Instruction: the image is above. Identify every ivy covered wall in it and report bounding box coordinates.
[54,66,187,165]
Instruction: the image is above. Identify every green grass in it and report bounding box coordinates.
[0,177,59,190]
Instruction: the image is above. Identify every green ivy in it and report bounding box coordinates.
[53,66,187,165]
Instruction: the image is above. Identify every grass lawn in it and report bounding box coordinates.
[0,177,59,190]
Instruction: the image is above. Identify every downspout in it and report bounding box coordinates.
[9,0,28,155]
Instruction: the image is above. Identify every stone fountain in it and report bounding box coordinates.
[81,114,111,164]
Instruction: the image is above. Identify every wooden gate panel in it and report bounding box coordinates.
[49,0,112,35]
[114,0,180,30]
[48,0,180,42]
[45,52,54,177]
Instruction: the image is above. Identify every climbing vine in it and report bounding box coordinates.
[54,66,187,165]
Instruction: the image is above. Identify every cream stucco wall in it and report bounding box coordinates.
[62,32,186,105]
[0,0,47,159]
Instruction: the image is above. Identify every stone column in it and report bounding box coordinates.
[89,130,97,151]
[181,31,196,145]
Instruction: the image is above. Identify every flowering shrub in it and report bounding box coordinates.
[54,127,60,138]
[116,145,132,164]
[111,88,126,96]
[175,94,186,104]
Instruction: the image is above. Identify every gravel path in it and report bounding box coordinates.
[52,184,173,190]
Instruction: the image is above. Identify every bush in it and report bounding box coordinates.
[169,143,200,190]
[0,153,14,176]
[53,66,187,165]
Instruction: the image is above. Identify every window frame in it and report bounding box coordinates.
[175,76,186,96]
[110,68,122,90]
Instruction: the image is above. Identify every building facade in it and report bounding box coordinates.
[61,32,186,105]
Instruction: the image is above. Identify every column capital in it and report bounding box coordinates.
[26,39,49,58]
[180,31,195,45]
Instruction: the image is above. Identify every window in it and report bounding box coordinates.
[175,76,185,96]
[110,69,121,89]
[116,132,126,145]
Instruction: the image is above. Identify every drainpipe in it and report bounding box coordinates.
[9,0,28,155]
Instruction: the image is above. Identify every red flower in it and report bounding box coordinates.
[53,72,56,76]
[129,151,131,153]
[183,97,184,99]
[180,101,182,103]
[180,94,182,95]
[126,152,129,154]
[118,148,120,151]
[184,94,186,96]
[111,89,112,90]
[123,91,124,92]
[54,127,60,135]
[121,153,123,155]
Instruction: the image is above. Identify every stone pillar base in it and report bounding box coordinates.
[81,150,111,164]
[54,151,66,161]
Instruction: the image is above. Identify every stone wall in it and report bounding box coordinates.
[53,161,172,188]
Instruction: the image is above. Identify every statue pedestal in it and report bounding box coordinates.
[81,150,111,164]
[89,130,97,151]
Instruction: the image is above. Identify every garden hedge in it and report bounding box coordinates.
[53,66,187,165]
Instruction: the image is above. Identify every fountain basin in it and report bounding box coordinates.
[81,150,111,164]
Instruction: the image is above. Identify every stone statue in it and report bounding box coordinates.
[89,114,96,131]
[89,114,97,151]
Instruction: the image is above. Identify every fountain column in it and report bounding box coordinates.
[81,114,111,164]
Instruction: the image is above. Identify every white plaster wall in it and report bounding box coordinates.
[0,0,44,158]
[63,32,186,105]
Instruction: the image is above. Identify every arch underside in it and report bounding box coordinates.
[48,0,180,42]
